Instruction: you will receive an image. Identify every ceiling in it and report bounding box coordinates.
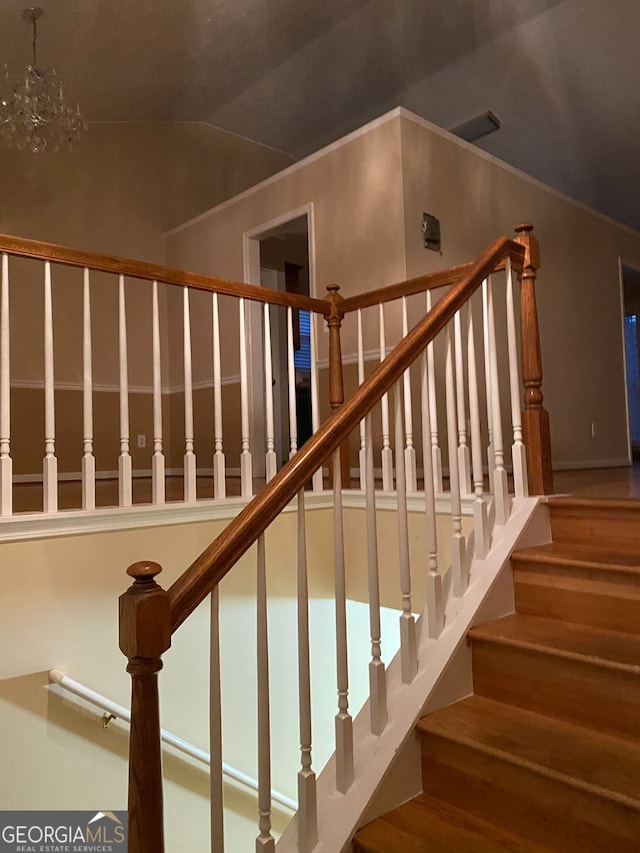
[1,0,638,230]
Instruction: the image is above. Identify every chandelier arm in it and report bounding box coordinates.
[32,14,37,67]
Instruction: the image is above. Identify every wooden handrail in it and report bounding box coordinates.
[339,247,525,315]
[0,232,328,314]
[0,232,525,320]
[167,236,521,632]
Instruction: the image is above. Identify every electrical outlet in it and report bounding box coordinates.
[137,434,146,448]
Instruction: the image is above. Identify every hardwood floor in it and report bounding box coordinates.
[552,465,640,499]
[9,475,262,514]
[7,464,640,515]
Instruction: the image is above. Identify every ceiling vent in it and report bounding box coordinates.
[451,111,501,143]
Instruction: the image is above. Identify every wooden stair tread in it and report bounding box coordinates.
[354,792,548,852]
[417,695,640,808]
[513,542,640,574]
[355,498,640,853]
[469,613,640,670]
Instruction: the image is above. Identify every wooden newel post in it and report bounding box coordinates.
[325,284,350,487]
[514,224,553,495]
[119,560,171,853]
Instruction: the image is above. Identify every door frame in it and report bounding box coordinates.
[242,203,317,477]
[617,256,640,464]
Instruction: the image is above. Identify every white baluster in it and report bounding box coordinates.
[482,280,495,496]
[506,258,529,498]
[357,309,366,490]
[296,489,317,852]
[487,278,512,524]
[256,533,275,852]
[467,305,490,558]
[239,298,253,497]
[212,293,226,499]
[43,262,57,513]
[426,290,443,493]
[287,307,298,458]
[82,268,95,511]
[421,351,443,638]
[402,297,418,492]
[445,326,467,596]
[151,281,165,505]
[379,303,393,490]
[310,310,322,492]
[393,382,417,682]
[183,287,196,502]
[0,254,12,516]
[210,585,224,853]
[118,275,132,507]
[454,307,472,495]
[263,304,277,481]
[333,448,354,792]
[364,411,388,731]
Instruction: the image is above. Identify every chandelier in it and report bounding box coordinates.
[0,7,87,153]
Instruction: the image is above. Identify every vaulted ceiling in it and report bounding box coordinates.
[1,0,638,229]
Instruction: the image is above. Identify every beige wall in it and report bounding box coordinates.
[7,108,640,474]
[398,111,640,468]
[165,116,407,472]
[1,121,293,259]
[2,121,292,474]
[10,387,162,475]
[4,120,292,385]
[167,108,640,470]
[166,116,407,368]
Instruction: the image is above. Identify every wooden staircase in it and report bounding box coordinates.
[353,497,640,852]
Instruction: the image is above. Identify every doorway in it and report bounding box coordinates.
[243,205,316,472]
[620,261,640,461]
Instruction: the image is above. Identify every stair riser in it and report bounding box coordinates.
[471,639,640,741]
[550,505,640,554]
[513,566,640,634]
[420,734,640,850]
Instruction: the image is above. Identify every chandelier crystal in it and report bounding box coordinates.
[0,7,88,154]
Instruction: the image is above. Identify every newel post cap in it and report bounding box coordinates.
[126,560,163,583]
[514,223,540,270]
[324,283,344,320]
[119,560,171,660]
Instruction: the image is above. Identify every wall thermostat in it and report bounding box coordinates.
[422,213,441,251]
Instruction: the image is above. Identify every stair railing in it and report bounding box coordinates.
[331,222,551,497]
[0,234,331,515]
[0,223,551,521]
[119,228,552,852]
